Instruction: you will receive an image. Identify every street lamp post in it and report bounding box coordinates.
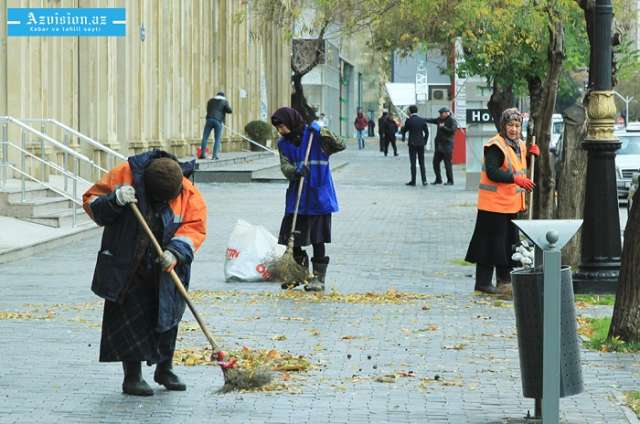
[573,0,622,293]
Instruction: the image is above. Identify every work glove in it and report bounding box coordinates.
[157,250,178,272]
[513,175,535,192]
[295,163,309,178]
[528,144,540,157]
[115,185,136,206]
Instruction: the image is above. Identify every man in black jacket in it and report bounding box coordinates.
[426,107,457,185]
[199,91,232,160]
[377,111,388,153]
[401,105,429,186]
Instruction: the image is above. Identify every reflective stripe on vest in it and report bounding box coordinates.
[477,135,528,213]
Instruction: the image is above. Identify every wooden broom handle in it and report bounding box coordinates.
[129,203,220,353]
[528,135,535,220]
[288,132,315,248]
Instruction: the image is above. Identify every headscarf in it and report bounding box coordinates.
[499,108,523,139]
[271,107,306,143]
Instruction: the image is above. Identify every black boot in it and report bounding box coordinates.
[122,361,153,396]
[154,361,186,391]
[474,264,498,295]
[281,251,309,289]
[305,257,329,292]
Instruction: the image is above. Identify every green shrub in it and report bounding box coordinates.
[244,120,273,151]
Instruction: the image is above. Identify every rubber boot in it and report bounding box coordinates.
[122,361,153,396]
[305,257,329,292]
[474,264,498,295]
[281,251,309,290]
[154,361,186,391]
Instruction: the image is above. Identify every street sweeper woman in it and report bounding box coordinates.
[82,150,207,396]
[464,108,539,295]
[271,107,345,291]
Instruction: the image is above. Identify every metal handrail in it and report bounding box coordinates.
[0,116,95,164]
[22,117,127,161]
[221,123,277,155]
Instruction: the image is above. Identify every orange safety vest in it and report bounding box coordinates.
[477,135,528,214]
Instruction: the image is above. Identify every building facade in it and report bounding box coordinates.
[0,0,291,161]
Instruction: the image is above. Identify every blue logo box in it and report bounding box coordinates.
[8,8,126,37]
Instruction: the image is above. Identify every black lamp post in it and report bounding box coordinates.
[573,0,621,293]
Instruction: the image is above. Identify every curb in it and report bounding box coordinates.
[0,224,100,265]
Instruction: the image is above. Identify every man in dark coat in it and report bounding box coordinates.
[401,105,429,186]
[199,91,233,160]
[377,111,388,153]
[83,150,207,396]
[383,113,399,157]
[426,106,458,185]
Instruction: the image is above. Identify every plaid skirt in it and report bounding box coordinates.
[99,277,178,365]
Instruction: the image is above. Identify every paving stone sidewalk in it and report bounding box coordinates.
[0,138,638,424]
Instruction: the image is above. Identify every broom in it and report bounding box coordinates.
[129,203,272,392]
[267,132,316,287]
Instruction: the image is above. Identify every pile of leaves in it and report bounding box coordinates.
[267,288,435,305]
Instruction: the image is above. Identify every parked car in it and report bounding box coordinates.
[616,123,640,203]
[549,114,563,154]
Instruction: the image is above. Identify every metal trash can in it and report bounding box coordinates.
[511,266,584,398]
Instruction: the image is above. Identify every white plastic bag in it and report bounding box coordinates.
[224,219,285,282]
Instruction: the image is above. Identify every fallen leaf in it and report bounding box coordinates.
[272,335,287,341]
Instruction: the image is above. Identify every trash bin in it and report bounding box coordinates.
[511,266,584,399]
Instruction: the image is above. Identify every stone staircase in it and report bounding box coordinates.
[0,179,92,228]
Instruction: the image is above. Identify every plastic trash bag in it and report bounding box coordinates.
[224,219,285,282]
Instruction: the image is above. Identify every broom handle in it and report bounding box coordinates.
[129,203,221,353]
[288,132,315,248]
[528,135,535,220]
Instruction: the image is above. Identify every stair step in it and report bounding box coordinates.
[21,207,91,228]
[194,152,275,171]
[8,196,73,216]
[194,157,279,183]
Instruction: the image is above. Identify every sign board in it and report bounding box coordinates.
[8,8,126,37]
[466,109,493,124]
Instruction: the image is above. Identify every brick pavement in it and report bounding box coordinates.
[0,138,638,424]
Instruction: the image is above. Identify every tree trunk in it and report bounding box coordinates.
[609,187,640,343]
[291,72,317,124]
[487,81,514,132]
[532,19,565,219]
[555,103,588,267]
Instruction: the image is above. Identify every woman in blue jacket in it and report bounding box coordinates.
[271,107,345,291]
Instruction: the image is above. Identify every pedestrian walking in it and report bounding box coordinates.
[378,111,388,153]
[464,108,539,294]
[401,105,429,186]
[199,91,232,160]
[368,116,376,137]
[354,111,368,150]
[426,107,457,185]
[83,150,207,396]
[383,113,399,157]
[271,107,345,292]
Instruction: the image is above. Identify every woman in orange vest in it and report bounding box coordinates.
[465,108,539,294]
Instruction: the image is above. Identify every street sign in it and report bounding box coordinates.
[466,109,493,123]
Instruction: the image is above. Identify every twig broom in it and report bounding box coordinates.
[130,203,272,392]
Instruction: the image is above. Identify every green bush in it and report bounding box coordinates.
[244,120,273,151]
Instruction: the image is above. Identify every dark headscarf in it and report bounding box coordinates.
[271,107,306,143]
[499,107,523,154]
[144,157,183,202]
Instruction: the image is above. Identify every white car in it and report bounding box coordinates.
[549,114,563,153]
[616,124,640,202]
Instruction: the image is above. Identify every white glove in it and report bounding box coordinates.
[115,185,137,206]
[157,250,178,272]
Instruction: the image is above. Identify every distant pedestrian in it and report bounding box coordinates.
[317,113,327,128]
[378,111,388,152]
[83,151,207,396]
[199,91,232,160]
[383,113,399,157]
[401,105,429,186]
[426,107,457,185]
[354,111,368,150]
[464,108,539,294]
[368,116,376,137]
[271,107,346,292]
